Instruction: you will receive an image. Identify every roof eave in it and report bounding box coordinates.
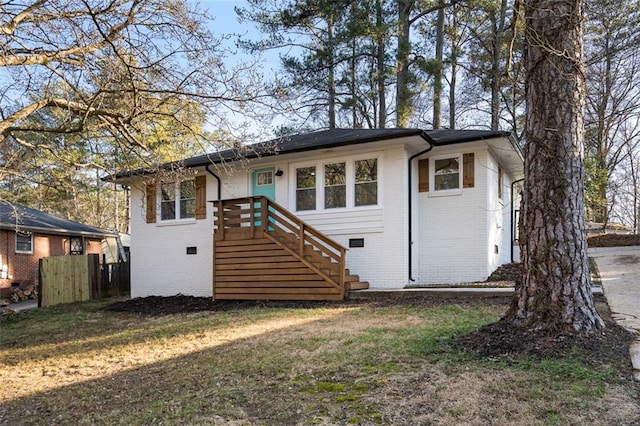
[0,223,117,239]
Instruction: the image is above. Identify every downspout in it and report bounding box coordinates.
[205,164,222,201]
[408,133,436,282]
[511,178,524,263]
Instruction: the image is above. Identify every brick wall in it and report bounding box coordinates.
[0,230,103,297]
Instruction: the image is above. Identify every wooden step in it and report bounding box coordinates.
[345,273,369,291]
[346,281,370,290]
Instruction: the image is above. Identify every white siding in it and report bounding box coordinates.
[129,174,215,298]
[413,147,516,285]
[293,146,409,289]
[415,149,488,284]
[486,151,515,275]
[127,136,521,296]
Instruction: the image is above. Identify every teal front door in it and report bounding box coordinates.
[252,167,276,228]
[252,167,276,200]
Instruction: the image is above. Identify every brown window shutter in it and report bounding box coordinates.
[498,166,503,199]
[418,159,429,192]
[145,184,156,223]
[195,175,207,219]
[463,153,475,188]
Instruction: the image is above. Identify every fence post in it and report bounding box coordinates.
[38,258,43,308]
[260,197,268,234]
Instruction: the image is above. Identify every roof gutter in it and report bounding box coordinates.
[408,132,437,282]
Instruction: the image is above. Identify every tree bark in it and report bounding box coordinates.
[448,4,458,129]
[490,0,509,131]
[433,0,445,129]
[396,0,412,127]
[327,13,336,129]
[376,0,387,128]
[506,0,604,335]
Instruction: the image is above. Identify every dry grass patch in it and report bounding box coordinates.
[0,297,638,425]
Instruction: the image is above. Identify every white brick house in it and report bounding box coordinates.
[112,128,524,299]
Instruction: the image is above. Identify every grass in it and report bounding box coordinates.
[1,298,639,425]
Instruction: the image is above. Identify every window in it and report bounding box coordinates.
[160,180,195,221]
[293,156,379,211]
[355,159,378,206]
[434,156,460,191]
[16,231,33,253]
[256,170,273,186]
[70,237,84,255]
[296,166,316,211]
[324,162,346,208]
[418,153,473,193]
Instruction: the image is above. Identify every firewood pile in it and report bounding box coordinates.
[0,307,16,321]
[9,285,38,303]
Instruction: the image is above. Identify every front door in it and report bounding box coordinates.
[252,167,276,200]
[252,167,276,228]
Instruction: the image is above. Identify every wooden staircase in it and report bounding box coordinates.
[213,197,369,300]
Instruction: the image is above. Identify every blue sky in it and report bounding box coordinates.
[196,0,286,75]
[198,0,251,37]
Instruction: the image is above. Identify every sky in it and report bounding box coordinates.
[196,0,280,66]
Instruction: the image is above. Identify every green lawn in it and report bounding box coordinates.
[1,298,638,425]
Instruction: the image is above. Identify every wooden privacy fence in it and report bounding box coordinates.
[39,254,101,307]
[101,259,130,296]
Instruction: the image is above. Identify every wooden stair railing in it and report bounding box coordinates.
[214,196,347,297]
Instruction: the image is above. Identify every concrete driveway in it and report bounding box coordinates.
[589,246,640,380]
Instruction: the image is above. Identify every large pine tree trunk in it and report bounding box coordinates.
[506,0,604,335]
[433,0,444,129]
[396,0,412,127]
[376,0,387,128]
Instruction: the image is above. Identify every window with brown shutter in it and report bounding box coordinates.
[195,175,206,219]
[498,166,503,199]
[463,153,475,188]
[418,159,429,192]
[145,184,156,223]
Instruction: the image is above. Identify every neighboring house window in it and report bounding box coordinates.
[293,156,379,211]
[15,231,33,254]
[160,180,196,221]
[434,156,460,191]
[296,166,317,211]
[324,162,346,209]
[70,237,84,255]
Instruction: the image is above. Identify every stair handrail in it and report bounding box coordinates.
[214,196,347,293]
[263,197,346,296]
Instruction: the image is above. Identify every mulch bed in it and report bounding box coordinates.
[458,298,636,372]
[588,233,640,247]
[102,293,511,316]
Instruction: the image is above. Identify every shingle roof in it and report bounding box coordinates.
[108,128,513,180]
[0,202,116,238]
